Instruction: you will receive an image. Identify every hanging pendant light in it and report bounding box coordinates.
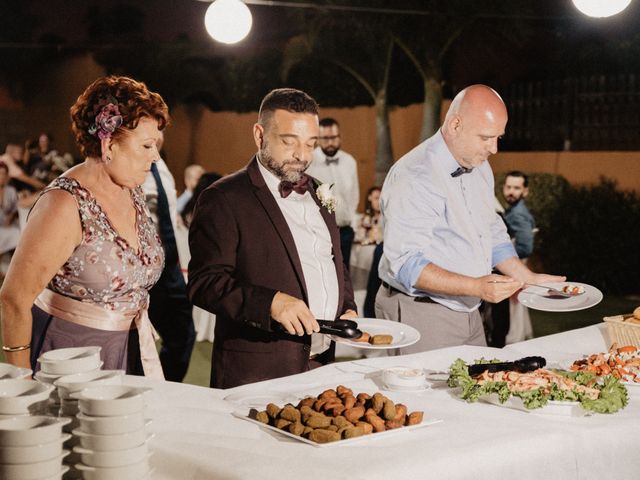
[571,0,632,18]
[204,0,253,44]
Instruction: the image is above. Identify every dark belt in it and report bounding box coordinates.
[381,281,437,304]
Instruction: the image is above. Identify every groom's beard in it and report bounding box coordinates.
[258,141,309,183]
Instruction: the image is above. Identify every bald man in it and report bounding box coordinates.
[376,85,564,353]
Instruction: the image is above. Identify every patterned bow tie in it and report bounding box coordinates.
[451,166,473,178]
[278,174,312,198]
[325,156,339,165]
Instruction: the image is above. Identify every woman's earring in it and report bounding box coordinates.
[105,155,111,164]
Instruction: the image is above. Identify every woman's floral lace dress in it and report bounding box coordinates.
[31,177,164,373]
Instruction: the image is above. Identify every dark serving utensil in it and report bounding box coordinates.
[272,319,363,340]
[467,356,547,377]
[317,319,363,339]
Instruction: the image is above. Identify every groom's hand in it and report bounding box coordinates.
[270,292,320,336]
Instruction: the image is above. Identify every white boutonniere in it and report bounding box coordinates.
[316,182,337,213]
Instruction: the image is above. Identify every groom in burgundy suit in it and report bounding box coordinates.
[187,88,357,389]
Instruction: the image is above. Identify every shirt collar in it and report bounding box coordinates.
[434,129,473,177]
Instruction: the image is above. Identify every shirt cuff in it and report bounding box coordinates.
[397,254,431,294]
[492,242,517,268]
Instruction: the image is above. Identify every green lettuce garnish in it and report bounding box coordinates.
[447,358,628,414]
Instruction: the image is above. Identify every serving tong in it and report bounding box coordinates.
[317,319,363,339]
[467,356,547,376]
[273,319,363,339]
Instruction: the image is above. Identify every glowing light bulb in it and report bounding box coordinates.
[571,0,632,18]
[204,0,253,44]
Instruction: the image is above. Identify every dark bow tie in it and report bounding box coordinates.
[451,166,473,178]
[325,156,339,165]
[278,175,312,198]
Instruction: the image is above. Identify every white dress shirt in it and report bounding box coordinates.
[306,148,359,228]
[378,130,516,312]
[257,161,339,356]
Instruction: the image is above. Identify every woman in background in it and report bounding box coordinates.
[0,76,168,378]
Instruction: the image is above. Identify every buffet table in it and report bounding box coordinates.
[124,323,638,479]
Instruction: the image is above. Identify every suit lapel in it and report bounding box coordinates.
[247,158,309,303]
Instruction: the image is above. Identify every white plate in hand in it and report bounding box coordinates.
[517,282,603,312]
[329,318,420,350]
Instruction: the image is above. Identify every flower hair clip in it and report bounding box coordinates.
[88,101,123,140]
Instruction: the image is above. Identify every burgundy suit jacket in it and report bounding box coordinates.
[187,158,356,388]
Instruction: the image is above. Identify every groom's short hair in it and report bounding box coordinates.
[258,88,319,128]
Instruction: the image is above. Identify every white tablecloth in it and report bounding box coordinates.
[122,323,639,479]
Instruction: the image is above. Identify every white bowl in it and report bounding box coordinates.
[76,412,149,435]
[73,385,150,417]
[37,347,102,375]
[0,433,70,464]
[75,459,151,480]
[382,366,427,390]
[72,427,151,451]
[54,370,124,401]
[0,451,68,479]
[0,416,71,447]
[73,443,148,467]
[0,379,55,415]
[0,363,32,380]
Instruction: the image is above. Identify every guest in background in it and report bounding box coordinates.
[1,142,45,193]
[0,75,167,377]
[176,164,205,215]
[181,172,222,228]
[356,186,383,245]
[306,118,359,269]
[142,132,195,382]
[489,171,536,346]
[0,162,20,275]
[177,171,222,344]
[358,186,384,318]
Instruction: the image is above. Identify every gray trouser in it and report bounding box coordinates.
[374,285,487,355]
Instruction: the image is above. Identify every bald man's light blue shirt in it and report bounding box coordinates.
[378,130,516,312]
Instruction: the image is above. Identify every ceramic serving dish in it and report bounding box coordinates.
[54,370,124,400]
[0,451,68,479]
[0,379,54,415]
[0,416,71,447]
[73,385,150,417]
[0,433,70,464]
[73,443,148,467]
[72,428,150,451]
[74,459,151,480]
[37,347,102,375]
[75,411,149,435]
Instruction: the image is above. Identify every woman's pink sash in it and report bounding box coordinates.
[34,289,164,380]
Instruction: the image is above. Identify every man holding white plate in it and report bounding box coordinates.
[376,85,565,354]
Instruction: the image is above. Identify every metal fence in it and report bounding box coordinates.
[501,74,640,151]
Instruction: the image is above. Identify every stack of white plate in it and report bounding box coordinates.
[53,370,125,479]
[34,347,103,418]
[0,415,71,479]
[72,385,153,479]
